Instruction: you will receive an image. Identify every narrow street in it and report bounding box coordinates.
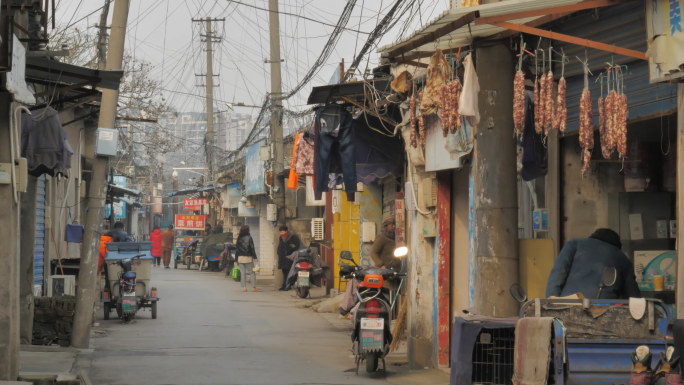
[84,267,444,385]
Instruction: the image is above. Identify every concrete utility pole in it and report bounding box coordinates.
[472,42,519,317]
[192,17,223,226]
[19,176,37,345]
[205,17,215,189]
[72,0,129,348]
[268,0,284,210]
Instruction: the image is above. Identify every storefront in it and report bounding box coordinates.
[377,0,684,370]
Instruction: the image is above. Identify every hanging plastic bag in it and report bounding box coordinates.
[458,53,480,125]
[65,223,85,243]
[230,265,241,281]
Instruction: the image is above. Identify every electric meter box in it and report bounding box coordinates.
[95,128,119,156]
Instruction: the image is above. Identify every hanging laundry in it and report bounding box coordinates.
[520,90,547,181]
[21,107,73,177]
[313,104,356,201]
[294,129,314,175]
[287,132,301,190]
[458,53,480,126]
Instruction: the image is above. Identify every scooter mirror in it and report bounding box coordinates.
[339,250,353,261]
[393,246,409,258]
[601,266,617,288]
[509,283,528,303]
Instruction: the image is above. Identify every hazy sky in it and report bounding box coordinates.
[52,0,449,117]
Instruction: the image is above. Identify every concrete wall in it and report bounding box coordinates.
[358,183,382,267]
[561,139,622,241]
[257,197,275,277]
[407,167,437,369]
[451,168,471,317]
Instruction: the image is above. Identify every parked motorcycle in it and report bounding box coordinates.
[338,247,408,374]
[102,242,159,322]
[287,247,329,298]
[117,254,143,322]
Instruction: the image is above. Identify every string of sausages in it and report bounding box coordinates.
[513,70,525,134]
[515,70,566,136]
[579,87,593,174]
[598,68,628,159]
[439,79,462,136]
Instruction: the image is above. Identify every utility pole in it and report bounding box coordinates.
[268,0,284,210]
[268,0,285,289]
[72,0,129,348]
[193,17,223,226]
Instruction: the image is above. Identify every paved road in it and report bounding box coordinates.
[85,267,448,385]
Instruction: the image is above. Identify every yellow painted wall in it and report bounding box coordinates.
[519,239,555,299]
[333,192,360,290]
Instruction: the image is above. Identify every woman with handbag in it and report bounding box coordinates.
[235,225,259,292]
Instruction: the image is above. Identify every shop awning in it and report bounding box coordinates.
[167,184,221,197]
[378,0,641,65]
[116,196,142,208]
[307,77,392,105]
[108,184,142,198]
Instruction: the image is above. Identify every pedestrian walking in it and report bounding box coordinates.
[150,226,162,266]
[235,224,259,292]
[161,224,175,269]
[277,225,300,291]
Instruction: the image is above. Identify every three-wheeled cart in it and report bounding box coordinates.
[102,242,159,320]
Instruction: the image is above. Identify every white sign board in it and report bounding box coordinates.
[6,35,36,104]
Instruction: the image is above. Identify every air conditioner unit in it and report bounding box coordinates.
[422,177,437,207]
[311,218,325,241]
[47,275,76,297]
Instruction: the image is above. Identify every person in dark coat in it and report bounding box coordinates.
[235,225,259,292]
[277,225,301,291]
[546,228,641,299]
[213,221,224,234]
[107,221,129,242]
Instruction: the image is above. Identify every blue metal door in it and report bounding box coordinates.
[34,175,46,289]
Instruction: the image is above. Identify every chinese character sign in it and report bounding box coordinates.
[183,198,207,211]
[175,214,206,230]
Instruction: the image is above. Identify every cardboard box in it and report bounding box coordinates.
[634,250,676,291]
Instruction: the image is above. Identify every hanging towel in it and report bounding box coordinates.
[458,53,480,126]
[287,133,301,189]
[512,317,554,385]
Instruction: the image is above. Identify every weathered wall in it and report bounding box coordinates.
[359,183,382,268]
[561,139,622,241]
[451,168,471,318]
[472,42,519,317]
[407,167,437,369]
[257,197,275,277]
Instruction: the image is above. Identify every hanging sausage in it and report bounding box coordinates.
[534,77,541,134]
[410,91,417,148]
[579,87,593,174]
[513,70,525,134]
[554,76,567,132]
[544,70,554,135]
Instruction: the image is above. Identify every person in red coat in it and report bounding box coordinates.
[149,226,163,267]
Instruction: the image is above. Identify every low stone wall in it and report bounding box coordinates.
[32,296,76,347]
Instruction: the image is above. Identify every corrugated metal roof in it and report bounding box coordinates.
[378,0,585,57]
